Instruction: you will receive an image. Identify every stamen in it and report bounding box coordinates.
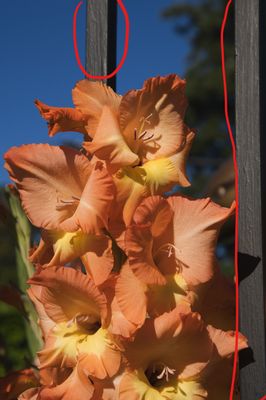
[134,113,154,142]
[154,243,183,272]
[156,365,176,382]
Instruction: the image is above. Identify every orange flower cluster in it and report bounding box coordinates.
[4,75,247,399]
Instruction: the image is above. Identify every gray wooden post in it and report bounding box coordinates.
[236,0,266,398]
[86,0,117,89]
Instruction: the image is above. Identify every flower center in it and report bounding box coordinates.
[145,363,176,387]
[67,313,101,334]
[154,243,183,273]
[134,113,155,143]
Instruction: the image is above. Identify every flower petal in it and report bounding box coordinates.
[120,74,190,162]
[115,263,147,329]
[31,231,110,268]
[72,80,121,137]
[4,144,92,230]
[37,322,85,368]
[165,196,236,287]
[119,370,163,400]
[18,388,39,400]
[59,161,115,234]
[28,266,108,326]
[81,238,114,286]
[125,224,166,285]
[35,100,88,137]
[39,365,94,400]
[78,328,122,379]
[207,325,248,359]
[27,285,55,339]
[84,106,139,171]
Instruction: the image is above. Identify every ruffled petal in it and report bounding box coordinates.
[72,80,121,137]
[35,100,88,137]
[59,161,115,234]
[165,196,235,288]
[119,370,163,400]
[115,263,147,329]
[125,224,166,285]
[78,328,122,379]
[4,144,92,230]
[39,365,94,400]
[37,323,85,368]
[28,266,108,327]
[27,285,55,339]
[207,325,248,360]
[18,388,40,400]
[132,196,173,236]
[81,238,114,286]
[30,231,110,268]
[84,106,139,171]
[120,74,190,162]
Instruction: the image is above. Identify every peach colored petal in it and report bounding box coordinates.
[18,388,39,400]
[113,167,147,226]
[39,365,94,400]
[72,80,121,137]
[81,237,114,286]
[37,322,84,369]
[4,144,92,230]
[147,275,191,317]
[119,370,163,400]
[28,266,108,327]
[59,161,115,234]
[27,285,55,339]
[125,225,166,285]
[166,130,195,187]
[35,100,88,137]
[120,74,190,162]
[32,231,110,268]
[84,106,139,171]
[119,370,208,400]
[207,325,248,359]
[165,196,236,287]
[113,148,195,227]
[130,196,235,290]
[124,306,212,380]
[78,328,122,379]
[132,195,173,237]
[115,263,147,329]
[109,297,139,339]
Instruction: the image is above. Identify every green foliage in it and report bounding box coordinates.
[0,188,42,376]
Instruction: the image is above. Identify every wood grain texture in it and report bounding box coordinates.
[86,0,117,89]
[235,0,266,398]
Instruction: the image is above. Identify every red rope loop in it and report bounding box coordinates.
[73,0,129,80]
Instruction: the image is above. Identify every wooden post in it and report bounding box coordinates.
[236,0,266,398]
[85,0,117,89]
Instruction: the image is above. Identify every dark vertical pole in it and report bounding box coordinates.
[236,0,266,398]
[85,0,117,89]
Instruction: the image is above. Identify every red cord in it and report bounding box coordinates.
[73,0,129,80]
[220,1,239,399]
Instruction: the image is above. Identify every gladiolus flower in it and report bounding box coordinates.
[28,267,121,380]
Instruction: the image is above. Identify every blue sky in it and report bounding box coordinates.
[0,0,189,183]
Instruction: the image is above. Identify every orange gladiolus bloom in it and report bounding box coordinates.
[3,75,248,399]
